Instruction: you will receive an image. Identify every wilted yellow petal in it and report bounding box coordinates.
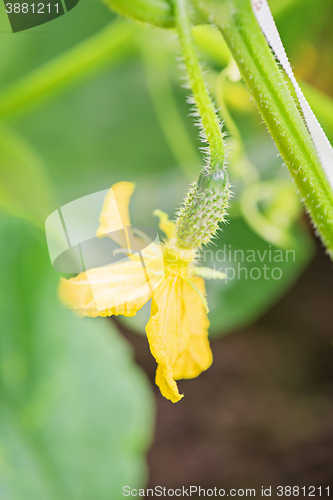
[173,277,212,380]
[59,258,163,318]
[146,274,212,402]
[146,275,190,403]
[153,209,176,240]
[97,182,135,247]
[155,365,183,404]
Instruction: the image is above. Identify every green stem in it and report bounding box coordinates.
[195,0,333,257]
[174,0,230,249]
[174,0,225,172]
[0,21,135,119]
[103,0,174,27]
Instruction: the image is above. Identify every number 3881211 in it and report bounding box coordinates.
[5,3,59,13]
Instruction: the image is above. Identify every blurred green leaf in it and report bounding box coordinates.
[193,25,231,67]
[0,123,54,228]
[141,31,200,178]
[0,216,154,500]
[13,62,185,204]
[269,0,301,17]
[0,21,135,119]
[0,0,116,85]
[206,217,314,335]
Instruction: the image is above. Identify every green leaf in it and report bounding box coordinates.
[0,123,54,228]
[0,216,155,500]
[205,216,314,336]
[14,62,183,202]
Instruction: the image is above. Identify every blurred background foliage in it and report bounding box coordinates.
[0,0,332,497]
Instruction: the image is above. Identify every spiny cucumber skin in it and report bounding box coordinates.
[176,168,230,249]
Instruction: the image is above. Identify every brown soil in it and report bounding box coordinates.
[114,238,333,499]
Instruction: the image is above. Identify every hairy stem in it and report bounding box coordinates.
[195,0,333,256]
[174,0,225,171]
[174,0,230,248]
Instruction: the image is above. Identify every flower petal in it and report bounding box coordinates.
[96,182,135,247]
[146,276,190,403]
[153,209,176,240]
[146,275,212,403]
[155,364,183,404]
[59,258,163,318]
[173,277,212,380]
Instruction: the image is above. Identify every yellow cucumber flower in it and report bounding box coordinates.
[59,182,222,403]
